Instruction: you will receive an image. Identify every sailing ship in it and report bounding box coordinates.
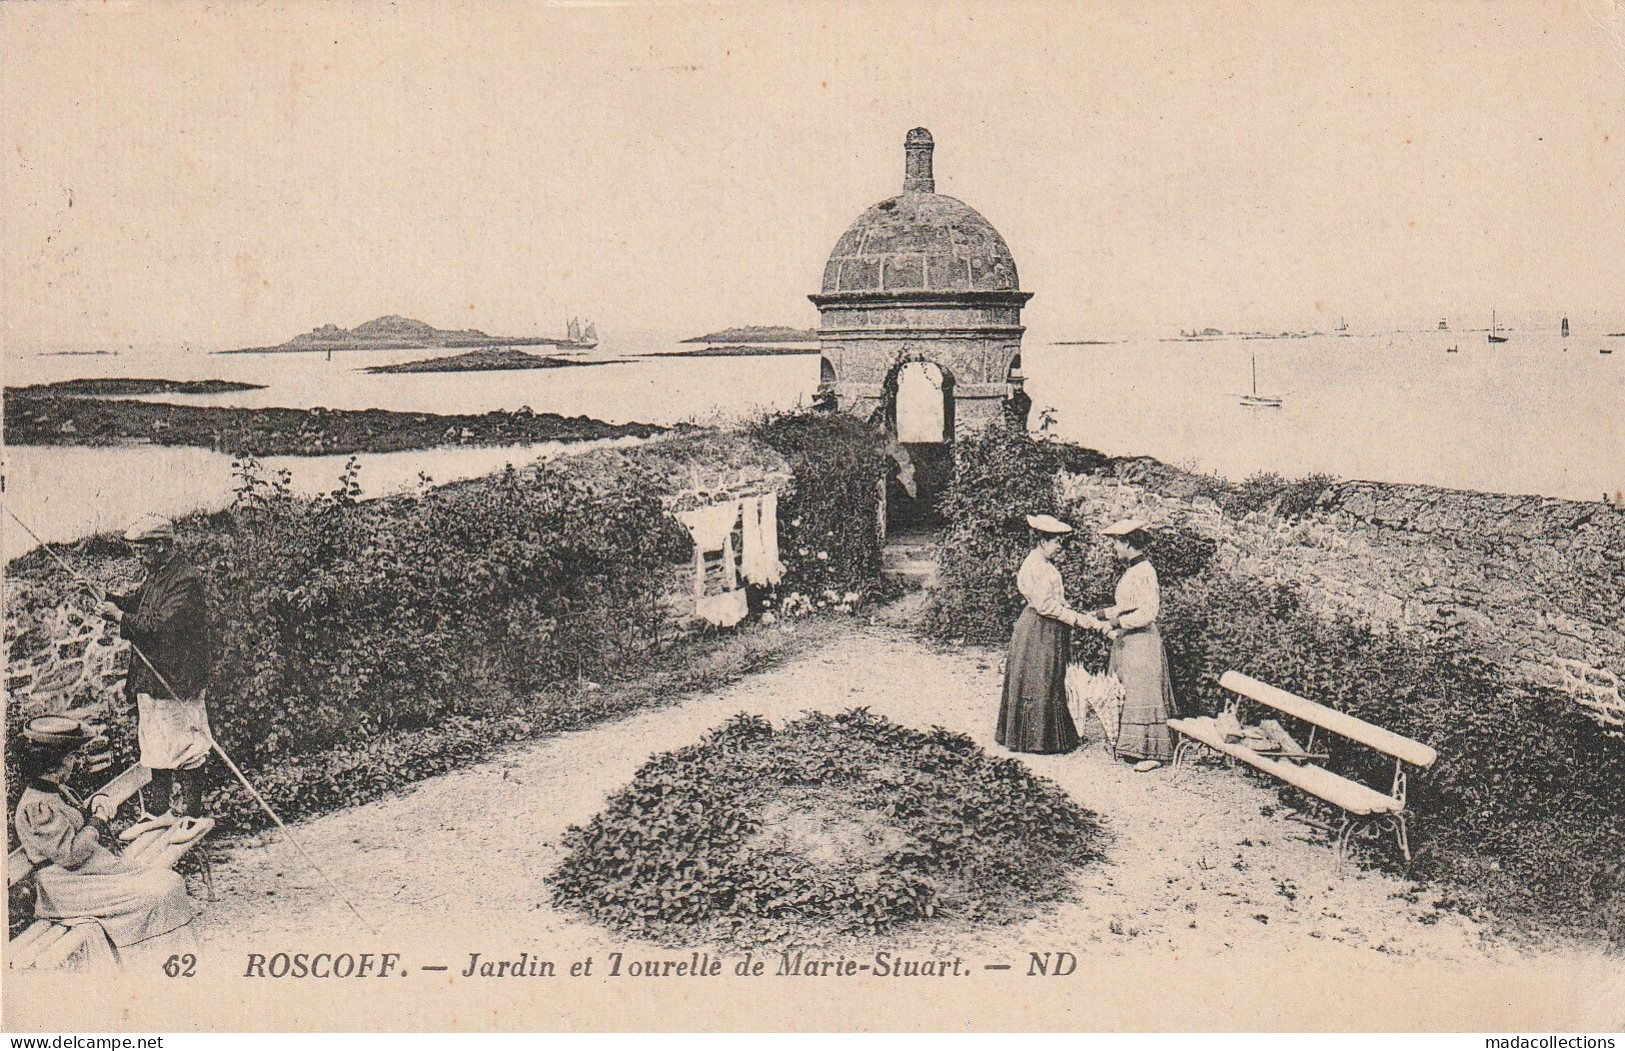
[1561,317,1570,338]
[1239,353,1282,408]
[562,318,600,349]
[1438,319,1449,331]
[1335,316,1349,333]
[1487,310,1508,344]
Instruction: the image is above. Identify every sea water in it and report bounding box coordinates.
[4,327,1622,555]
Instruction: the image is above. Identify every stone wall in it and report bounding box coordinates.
[1057,470,1625,732]
[4,582,131,724]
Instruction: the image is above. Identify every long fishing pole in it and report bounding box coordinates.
[5,506,378,935]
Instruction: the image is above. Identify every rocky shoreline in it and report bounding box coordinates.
[3,379,665,455]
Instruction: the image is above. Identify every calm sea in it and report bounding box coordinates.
[4,327,1622,555]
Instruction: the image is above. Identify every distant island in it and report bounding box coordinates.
[12,378,266,396]
[4,377,663,455]
[364,347,612,375]
[1165,328,1325,342]
[649,344,821,359]
[682,325,818,344]
[1049,340,1117,346]
[222,315,598,355]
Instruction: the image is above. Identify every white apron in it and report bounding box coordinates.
[136,691,213,770]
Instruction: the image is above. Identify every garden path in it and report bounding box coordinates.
[190,620,1620,1028]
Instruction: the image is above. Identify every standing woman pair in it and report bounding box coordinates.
[995,514,1176,769]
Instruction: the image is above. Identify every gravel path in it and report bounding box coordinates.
[188,618,1621,1027]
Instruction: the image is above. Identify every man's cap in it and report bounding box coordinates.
[123,515,175,543]
[1025,513,1074,535]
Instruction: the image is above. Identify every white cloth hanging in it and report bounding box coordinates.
[676,501,742,598]
[739,494,785,588]
[675,500,748,626]
[759,492,783,586]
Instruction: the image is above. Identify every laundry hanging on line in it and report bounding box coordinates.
[674,494,783,626]
[739,492,784,588]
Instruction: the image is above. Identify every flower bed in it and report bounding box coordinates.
[548,708,1105,945]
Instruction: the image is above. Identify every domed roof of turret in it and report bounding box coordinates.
[819,128,1020,295]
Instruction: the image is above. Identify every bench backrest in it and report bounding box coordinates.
[1219,671,1438,770]
[6,764,152,887]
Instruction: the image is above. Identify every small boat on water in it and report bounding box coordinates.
[1239,353,1282,408]
[562,318,600,349]
[1487,310,1508,344]
[1438,318,1449,331]
[1562,317,1570,338]
[1446,345,1459,354]
[1335,316,1349,334]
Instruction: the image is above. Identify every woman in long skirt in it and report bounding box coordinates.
[13,717,198,967]
[996,514,1091,754]
[1097,519,1178,770]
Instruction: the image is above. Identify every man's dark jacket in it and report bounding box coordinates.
[111,552,210,699]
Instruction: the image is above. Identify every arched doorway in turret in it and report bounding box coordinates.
[883,359,955,528]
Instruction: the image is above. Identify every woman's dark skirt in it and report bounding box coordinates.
[996,606,1080,755]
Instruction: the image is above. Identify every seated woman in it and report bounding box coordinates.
[12,716,198,965]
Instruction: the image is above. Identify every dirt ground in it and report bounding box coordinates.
[189,615,1624,1029]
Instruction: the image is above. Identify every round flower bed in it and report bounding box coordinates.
[548,709,1104,945]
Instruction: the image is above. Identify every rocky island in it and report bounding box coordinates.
[682,325,818,344]
[3,378,664,455]
[222,314,595,355]
[364,346,612,374]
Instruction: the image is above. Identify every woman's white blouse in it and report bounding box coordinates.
[1110,559,1160,629]
[1017,549,1073,621]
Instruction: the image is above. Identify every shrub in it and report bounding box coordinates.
[1155,571,1625,930]
[750,411,887,600]
[1223,471,1334,519]
[925,424,1072,642]
[548,708,1104,945]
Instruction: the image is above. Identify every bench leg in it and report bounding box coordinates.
[1172,736,1197,775]
[1334,816,1357,869]
[1389,812,1412,863]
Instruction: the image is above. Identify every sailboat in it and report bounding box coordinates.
[1239,353,1282,408]
[581,322,599,348]
[1335,316,1349,334]
[1487,310,1508,344]
[1438,319,1449,331]
[1561,317,1570,338]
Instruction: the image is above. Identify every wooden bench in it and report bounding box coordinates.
[7,764,214,971]
[1169,670,1438,864]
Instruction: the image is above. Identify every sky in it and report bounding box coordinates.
[3,0,1622,351]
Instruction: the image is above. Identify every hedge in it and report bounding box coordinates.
[5,415,888,835]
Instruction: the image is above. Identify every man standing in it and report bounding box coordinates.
[99,515,212,818]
